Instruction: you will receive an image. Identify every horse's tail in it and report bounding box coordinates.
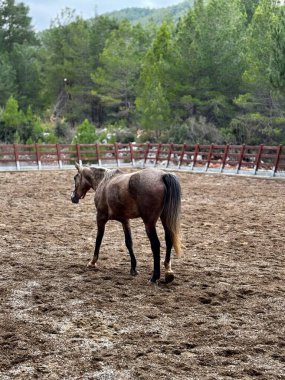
[161,173,182,256]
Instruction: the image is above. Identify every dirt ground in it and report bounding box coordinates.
[0,168,284,380]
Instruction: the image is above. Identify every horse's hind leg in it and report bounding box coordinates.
[122,221,138,276]
[161,219,175,284]
[87,215,106,268]
[145,224,161,283]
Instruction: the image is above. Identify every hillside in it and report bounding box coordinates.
[103,1,194,25]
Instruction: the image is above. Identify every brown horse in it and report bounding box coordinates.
[71,163,182,283]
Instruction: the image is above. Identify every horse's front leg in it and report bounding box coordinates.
[145,224,160,283]
[122,220,138,276]
[87,215,107,268]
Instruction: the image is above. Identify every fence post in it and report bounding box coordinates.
[272,145,282,176]
[13,143,20,170]
[166,143,173,168]
[114,143,119,167]
[206,144,214,171]
[155,144,161,167]
[96,143,101,167]
[129,142,135,166]
[178,144,186,169]
[191,144,200,170]
[35,143,41,170]
[56,144,62,169]
[144,143,150,167]
[253,144,263,175]
[221,144,229,173]
[236,144,246,173]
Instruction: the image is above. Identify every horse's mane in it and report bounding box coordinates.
[102,168,123,182]
[83,167,123,190]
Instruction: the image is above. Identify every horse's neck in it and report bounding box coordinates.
[89,168,123,190]
[89,168,107,190]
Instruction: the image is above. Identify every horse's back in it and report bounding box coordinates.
[96,168,166,222]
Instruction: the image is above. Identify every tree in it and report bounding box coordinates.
[10,43,42,110]
[0,0,39,109]
[136,77,171,141]
[172,0,246,129]
[0,54,16,106]
[135,21,174,140]
[0,96,24,142]
[239,0,260,24]
[72,119,99,144]
[243,0,276,88]
[0,0,36,53]
[232,0,285,144]
[270,7,285,91]
[41,8,92,124]
[40,12,119,125]
[92,21,151,127]
[89,16,119,69]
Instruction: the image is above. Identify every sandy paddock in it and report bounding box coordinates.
[0,169,284,379]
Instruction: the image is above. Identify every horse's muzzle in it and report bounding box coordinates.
[71,192,80,204]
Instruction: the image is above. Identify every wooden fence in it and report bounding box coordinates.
[0,143,284,177]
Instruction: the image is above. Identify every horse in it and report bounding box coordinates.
[71,163,182,284]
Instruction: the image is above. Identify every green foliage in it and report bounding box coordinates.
[0,0,36,52]
[0,96,49,143]
[0,0,38,110]
[0,54,16,105]
[1,0,285,146]
[173,0,246,128]
[89,16,119,69]
[11,43,42,110]
[168,116,225,144]
[136,22,174,140]
[270,7,285,91]
[92,21,151,127]
[72,119,99,144]
[40,13,119,125]
[239,0,260,25]
[40,12,91,106]
[104,1,193,25]
[114,128,135,143]
[243,0,275,88]
[0,96,24,142]
[228,113,285,145]
[136,80,171,140]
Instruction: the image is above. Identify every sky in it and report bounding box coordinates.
[21,0,184,31]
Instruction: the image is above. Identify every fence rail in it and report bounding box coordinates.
[0,143,284,177]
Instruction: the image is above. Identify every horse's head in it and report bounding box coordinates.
[71,163,93,203]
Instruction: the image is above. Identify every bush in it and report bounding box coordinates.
[168,117,225,144]
[72,119,99,144]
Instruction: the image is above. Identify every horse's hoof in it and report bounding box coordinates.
[149,276,159,284]
[130,269,138,276]
[165,272,175,284]
[87,261,98,269]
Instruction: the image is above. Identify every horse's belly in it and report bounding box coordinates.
[103,179,137,219]
[108,199,139,220]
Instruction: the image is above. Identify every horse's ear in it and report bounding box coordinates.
[75,162,82,172]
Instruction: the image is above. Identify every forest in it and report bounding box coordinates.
[1,0,285,146]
